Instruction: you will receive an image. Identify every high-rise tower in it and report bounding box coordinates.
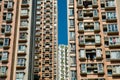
[0,0,34,80]
[0,0,58,80]
[34,0,58,80]
[68,0,120,80]
[57,45,69,80]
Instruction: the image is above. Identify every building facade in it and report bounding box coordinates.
[0,0,58,80]
[67,0,120,80]
[33,0,58,80]
[57,45,69,80]
[0,0,34,80]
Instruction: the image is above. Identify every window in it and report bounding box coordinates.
[70,43,76,52]
[1,25,11,34]
[37,1,41,5]
[70,32,75,40]
[69,8,74,16]
[106,0,115,7]
[98,63,104,73]
[3,38,10,46]
[79,35,84,44]
[78,10,83,18]
[22,0,28,4]
[93,9,98,17]
[21,9,28,15]
[19,32,27,39]
[18,45,26,52]
[81,64,87,73]
[7,1,13,8]
[106,12,116,19]
[107,69,112,76]
[69,19,74,26]
[4,1,13,9]
[95,35,101,44]
[20,19,28,26]
[70,56,76,66]
[71,70,76,80]
[17,58,26,66]
[94,22,100,30]
[108,24,118,32]
[106,51,110,61]
[0,66,7,74]
[6,13,12,21]
[79,22,84,30]
[2,52,8,61]
[5,25,11,33]
[79,49,85,58]
[111,51,120,59]
[16,72,24,80]
[96,49,102,58]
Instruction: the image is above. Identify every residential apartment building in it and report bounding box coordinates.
[0,0,34,80]
[67,0,120,80]
[33,0,58,80]
[0,0,58,80]
[57,45,69,80]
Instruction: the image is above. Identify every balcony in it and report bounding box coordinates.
[34,61,39,67]
[78,22,100,32]
[109,37,120,48]
[19,33,27,42]
[16,64,26,69]
[93,9,99,20]
[81,63,104,75]
[20,10,29,18]
[105,0,115,10]
[92,0,98,7]
[83,10,93,19]
[21,0,29,7]
[107,24,119,35]
[79,35,101,46]
[18,50,26,55]
[78,9,99,20]
[110,51,120,61]
[112,66,120,76]
[106,12,117,22]
[20,20,28,30]
[35,32,42,36]
[77,10,83,20]
[34,68,39,73]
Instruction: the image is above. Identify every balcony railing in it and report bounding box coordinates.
[79,35,101,46]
